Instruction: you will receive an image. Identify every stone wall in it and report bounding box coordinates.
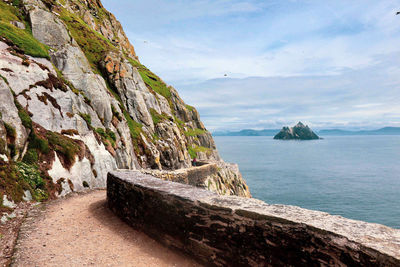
[107,171,400,267]
[141,162,218,187]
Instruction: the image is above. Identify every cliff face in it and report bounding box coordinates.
[274,122,320,140]
[0,0,250,206]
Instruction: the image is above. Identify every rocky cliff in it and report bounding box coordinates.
[0,0,250,210]
[274,122,320,140]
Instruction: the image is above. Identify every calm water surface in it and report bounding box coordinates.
[214,136,400,228]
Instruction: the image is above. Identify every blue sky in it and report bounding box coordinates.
[102,0,400,131]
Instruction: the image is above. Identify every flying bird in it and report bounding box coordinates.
[224,74,227,77]
[396,11,400,15]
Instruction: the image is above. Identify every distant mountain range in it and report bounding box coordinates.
[213,127,400,136]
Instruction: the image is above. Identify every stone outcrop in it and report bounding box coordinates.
[142,161,251,197]
[107,171,400,267]
[0,0,249,206]
[274,121,320,140]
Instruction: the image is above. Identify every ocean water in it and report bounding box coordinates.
[214,136,400,228]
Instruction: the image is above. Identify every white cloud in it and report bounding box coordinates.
[102,0,400,130]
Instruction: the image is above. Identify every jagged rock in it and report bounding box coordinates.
[0,79,28,156]
[274,122,320,140]
[0,0,250,201]
[29,7,72,48]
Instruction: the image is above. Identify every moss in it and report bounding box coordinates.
[22,149,38,164]
[95,127,116,147]
[0,161,28,203]
[79,113,92,128]
[0,1,49,58]
[13,96,35,140]
[58,8,117,73]
[18,107,32,129]
[128,58,172,100]
[16,162,48,201]
[46,131,80,167]
[28,132,49,154]
[123,110,142,140]
[111,104,122,121]
[149,108,169,125]
[184,128,206,137]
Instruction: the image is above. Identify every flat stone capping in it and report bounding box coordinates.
[141,161,218,187]
[107,170,400,267]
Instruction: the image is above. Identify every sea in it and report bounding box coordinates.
[213,135,400,229]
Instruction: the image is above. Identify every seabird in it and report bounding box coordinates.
[396,11,400,15]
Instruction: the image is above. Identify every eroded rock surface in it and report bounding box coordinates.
[0,0,249,207]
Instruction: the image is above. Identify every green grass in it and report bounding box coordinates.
[15,99,33,129]
[185,105,194,112]
[79,113,92,128]
[187,145,211,159]
[0,1,49,58]
[28,132,49,154]
[123,110,142,139]
[111,105,122,121]
[149,108,169,125]
[173,115,185,130]
[95,128,116,147]
[128,59,171,100]
[22,149,38,164]
[59,8,117,73]
[184,128,206,137]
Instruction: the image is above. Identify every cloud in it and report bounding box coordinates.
[177,53,400,130]
[102,0,400,130]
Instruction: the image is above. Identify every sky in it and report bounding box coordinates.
[102,0,400,131]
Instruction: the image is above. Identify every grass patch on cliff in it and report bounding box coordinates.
[123,110,142,140]
[187,145,211,159]
[0,161,48,204]
[95,128,116,147]
[184,128,206,137]
[16,162,48,201]
[185,105,194,112]
[59,8,117,73]
[46,131,80,168]
[128,59,171,100]
[0,1,49,58]
[149,108,170,125]
[79,113,92,128]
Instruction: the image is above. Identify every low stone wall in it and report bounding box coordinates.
[107,171,400,267]
[141,162,218,187]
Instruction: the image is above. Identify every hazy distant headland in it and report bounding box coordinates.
[213,127,400,136]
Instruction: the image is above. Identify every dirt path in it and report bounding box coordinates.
[11,190,202,267]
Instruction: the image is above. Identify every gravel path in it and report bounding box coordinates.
[11,190,202,267]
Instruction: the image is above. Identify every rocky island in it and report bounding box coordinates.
[274,122,320,140]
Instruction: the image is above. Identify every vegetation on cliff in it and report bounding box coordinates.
[0,1,49,58]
